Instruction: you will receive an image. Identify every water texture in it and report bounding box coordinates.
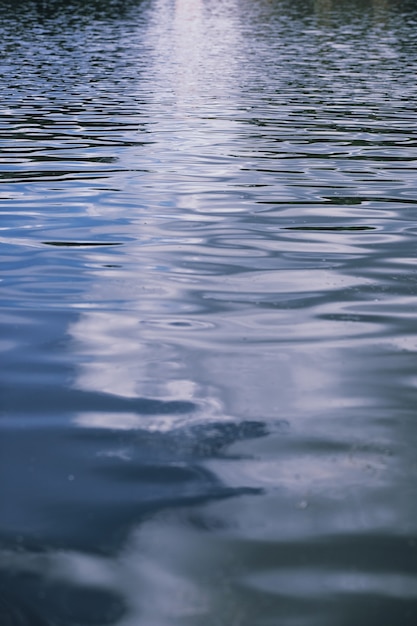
[1,0,417,624]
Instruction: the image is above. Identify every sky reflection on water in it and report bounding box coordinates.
[1,0,417,625]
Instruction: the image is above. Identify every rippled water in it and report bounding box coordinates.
[1,0,417,624]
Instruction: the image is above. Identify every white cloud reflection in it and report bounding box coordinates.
[46,1,415,623]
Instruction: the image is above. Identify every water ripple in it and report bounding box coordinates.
[2,0,417,625]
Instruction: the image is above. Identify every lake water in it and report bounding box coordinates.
[1,0,417,624]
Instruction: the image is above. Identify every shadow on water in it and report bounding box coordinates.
[0,420,267,625]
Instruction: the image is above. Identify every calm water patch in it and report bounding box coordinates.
[1,0,417,624]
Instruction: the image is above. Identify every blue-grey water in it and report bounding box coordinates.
[1,0,417,624]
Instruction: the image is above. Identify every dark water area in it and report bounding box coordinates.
[1,0,417,623]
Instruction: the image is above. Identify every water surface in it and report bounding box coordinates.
[1,0,417,624]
